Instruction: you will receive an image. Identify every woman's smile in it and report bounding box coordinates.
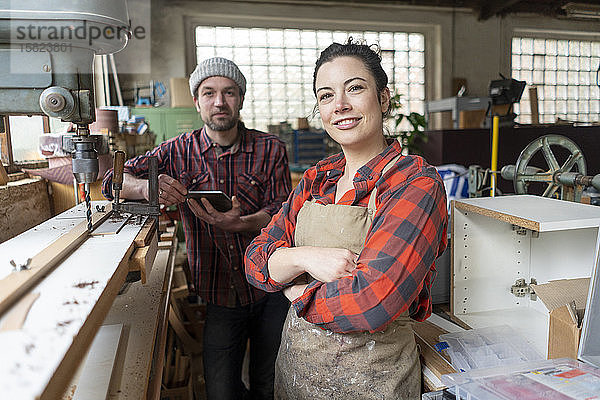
[332,116,363,129]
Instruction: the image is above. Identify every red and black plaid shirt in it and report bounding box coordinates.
[103,125,291,307]
[245,140,447,332]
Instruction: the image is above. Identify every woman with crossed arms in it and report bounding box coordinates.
[245,39,448,399]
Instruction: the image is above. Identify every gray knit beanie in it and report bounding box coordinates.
[189,57,247,97]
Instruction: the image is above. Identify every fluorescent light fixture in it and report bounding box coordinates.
[563,2,600,18]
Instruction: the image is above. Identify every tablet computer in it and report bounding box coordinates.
[186,190,233,212]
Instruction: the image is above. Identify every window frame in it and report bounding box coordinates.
[1,115,51,174]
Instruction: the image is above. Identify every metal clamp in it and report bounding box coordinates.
[112,154,160,230]
[511,278,537,301]
[511,225,539,238]
[511,225,527,236]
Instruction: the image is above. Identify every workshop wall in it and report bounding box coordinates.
[116,1,600,110]
[452,12,600,97]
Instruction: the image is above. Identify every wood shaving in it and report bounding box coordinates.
[73,280,99,289]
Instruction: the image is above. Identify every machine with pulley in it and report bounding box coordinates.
[469,134,600,203]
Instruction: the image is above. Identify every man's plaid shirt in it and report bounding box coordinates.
[103,125,291,307]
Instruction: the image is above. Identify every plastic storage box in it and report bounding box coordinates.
[291,130,326,166]
[441,358,600,400]
[439,325,543,372]
[422,389,456,400]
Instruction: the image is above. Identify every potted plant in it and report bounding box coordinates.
[386,93,428,155]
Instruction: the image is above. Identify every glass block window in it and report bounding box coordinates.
[512,37,600,124]
[8,116,45,162]
[195,26,425,132]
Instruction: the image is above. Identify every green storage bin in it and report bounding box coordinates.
[131,107,203,144]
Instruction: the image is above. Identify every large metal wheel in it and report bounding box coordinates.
[514,134,586,197]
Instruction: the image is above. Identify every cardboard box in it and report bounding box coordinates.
[458,105,511,129]
[170,77,195,108]
[458,110,486,129]
[451,195,600,358]
[532,278,589,359]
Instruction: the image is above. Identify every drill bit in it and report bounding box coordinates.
[84,183,92,232]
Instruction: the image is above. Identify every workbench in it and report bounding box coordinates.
[424,97,490,129]
[0,201,177,400]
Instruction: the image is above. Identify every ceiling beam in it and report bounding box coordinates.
[478,0,523,20]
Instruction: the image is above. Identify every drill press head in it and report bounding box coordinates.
[0,1,130,183]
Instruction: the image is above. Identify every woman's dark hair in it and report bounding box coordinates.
[312,37,390,118]
[313,37,388,96]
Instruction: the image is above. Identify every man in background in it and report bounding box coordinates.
[102,57,291,400]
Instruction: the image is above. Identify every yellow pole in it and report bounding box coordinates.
[490,115,500,197]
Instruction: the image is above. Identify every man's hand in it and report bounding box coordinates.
[188,195,248,232]
[157,174,187,206]
[283,283,308,302]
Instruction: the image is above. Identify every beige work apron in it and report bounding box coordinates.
[274,158,421,400]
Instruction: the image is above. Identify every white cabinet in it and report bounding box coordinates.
[451,195,600,357]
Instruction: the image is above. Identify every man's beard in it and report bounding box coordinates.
[205,110,239,131]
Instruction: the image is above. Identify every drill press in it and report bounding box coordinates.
[0,1,131,231]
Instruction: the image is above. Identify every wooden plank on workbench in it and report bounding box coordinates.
[158,241,173,250]
[413,320,456,379]
[102,233,177,400]
[0,201,141,400]
[147,234,178,400]
[160,231,175,241]
[135,218,157,247]
[158,224,176,250]
[129,229,158,284]
[0,292,40,331]
[73,324,124,400]
[41,240,135,400]
[0,204,113,317]
[159,220,171,233]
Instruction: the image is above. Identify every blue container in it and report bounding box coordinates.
[292,130,326,166]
